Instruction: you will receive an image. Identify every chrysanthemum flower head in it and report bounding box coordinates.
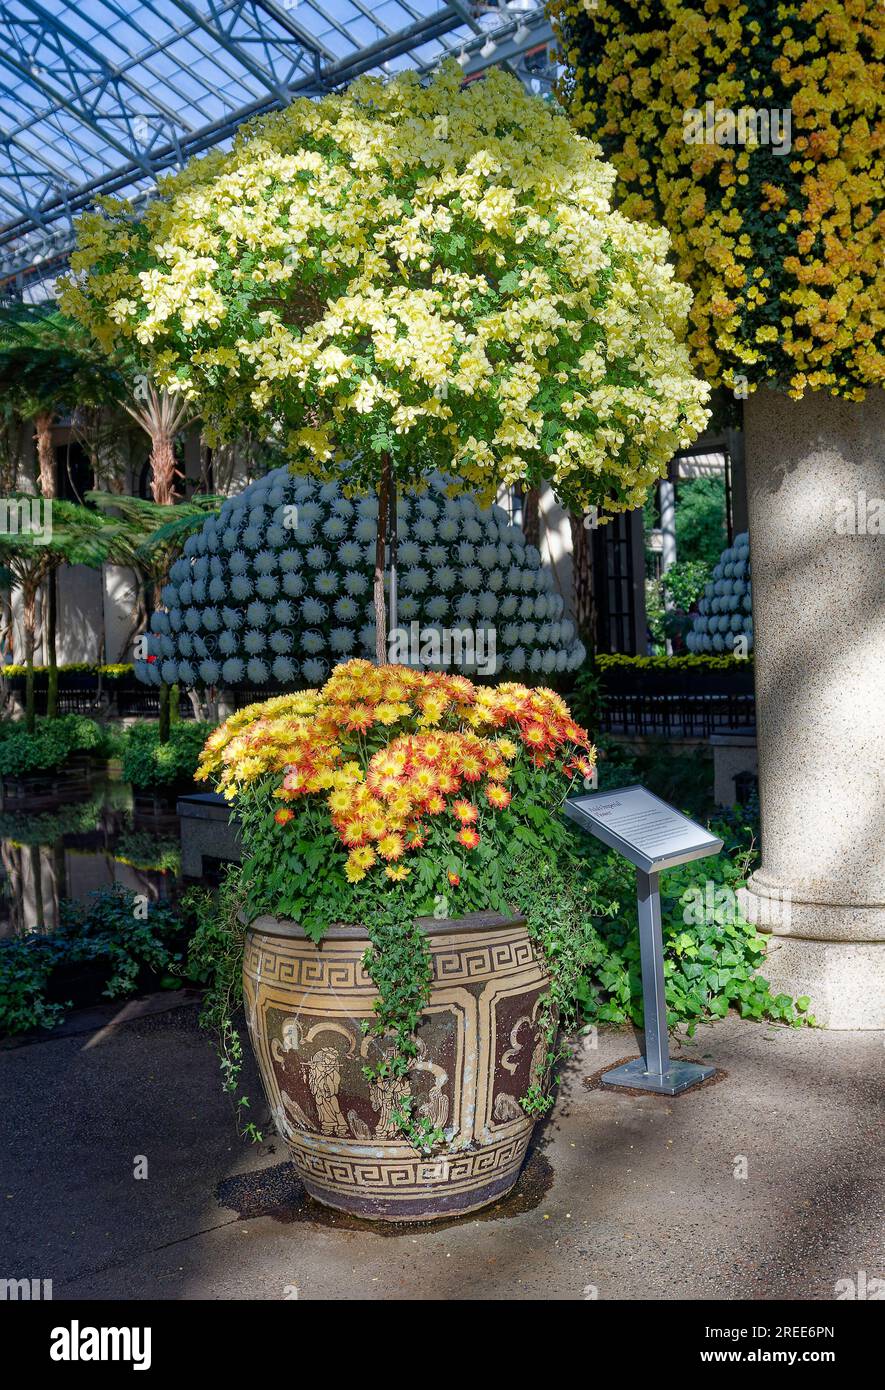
[198,658,594,884]
[486,784,512,810]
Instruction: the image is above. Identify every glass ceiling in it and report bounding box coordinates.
[0,0,554,294]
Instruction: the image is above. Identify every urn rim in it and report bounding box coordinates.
[244,907,526,941]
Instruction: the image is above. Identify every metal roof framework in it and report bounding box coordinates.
[0,0,555,296]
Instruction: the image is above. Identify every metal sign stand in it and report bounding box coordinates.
[564,785,722,1097]
[602,869,714,1096]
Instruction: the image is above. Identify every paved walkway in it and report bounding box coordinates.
[2,996,882,1300]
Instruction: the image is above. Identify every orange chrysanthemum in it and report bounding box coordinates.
[377,833,405,862]
[198,659,596,884]
[486,784,512,810]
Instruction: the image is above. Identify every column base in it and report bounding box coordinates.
[755,936,885,1030]
[740,874,885,942]
[739,880,885,1028]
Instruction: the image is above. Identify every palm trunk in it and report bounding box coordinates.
[1,593,14,662]
[373,455,391,665]
[150,433,178,505]
[34,411,55,498]
[120,578,149,662]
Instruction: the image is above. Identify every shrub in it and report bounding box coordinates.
[592,653,752,673]
[0,714,115,776]
[661,559,712,614]
[0,886,184,1037]
[1,663,134,679]
[512,825,808,1036]
[120,719,214,790]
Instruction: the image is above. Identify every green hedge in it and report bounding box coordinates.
[0,715,118,775]
[120,720,214,791]
[595,654,753,673]
[1,663,134,680]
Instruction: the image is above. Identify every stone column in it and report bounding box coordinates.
[739,388,885,1028]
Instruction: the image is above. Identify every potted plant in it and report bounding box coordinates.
[66,63,713,1213]
[195,658,595,1221]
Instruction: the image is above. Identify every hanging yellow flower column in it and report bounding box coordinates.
[551,0,885,1027]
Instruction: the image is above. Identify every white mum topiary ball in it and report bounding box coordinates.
[687,532,753,655]
[137,469,585,688]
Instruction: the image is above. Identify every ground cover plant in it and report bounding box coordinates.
[0,886,185,1036]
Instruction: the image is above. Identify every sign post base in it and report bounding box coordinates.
[601,1056,715,1097]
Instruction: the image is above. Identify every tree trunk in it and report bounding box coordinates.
[158,681,171,744]
[150,433,178,506]
[46,566,58,719]
[522,487,540,549]
[374,456,391,665]
[569,513,596,652]
[35,412,60,716]
[34,411,55,498]
[23,579,37,733]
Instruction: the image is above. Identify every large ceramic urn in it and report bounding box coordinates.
[243,910,550,1222]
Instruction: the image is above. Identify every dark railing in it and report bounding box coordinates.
[3,665,756,739]
[597,667,755,738]
[1,672,194,720]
